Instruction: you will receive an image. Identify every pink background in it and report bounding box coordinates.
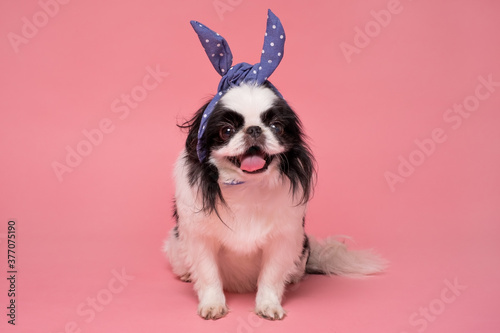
[1,0,500,332]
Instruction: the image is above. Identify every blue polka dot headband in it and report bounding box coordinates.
[190,9,286,162]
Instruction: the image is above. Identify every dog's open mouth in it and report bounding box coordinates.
[228,146,274,174]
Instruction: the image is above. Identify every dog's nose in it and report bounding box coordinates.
[246,126,262,138]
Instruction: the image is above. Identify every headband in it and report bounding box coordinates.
[190,9,286,162]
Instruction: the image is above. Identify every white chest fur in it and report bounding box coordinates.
[174,150,306,255]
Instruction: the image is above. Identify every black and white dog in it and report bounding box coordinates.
[164,11,386,321]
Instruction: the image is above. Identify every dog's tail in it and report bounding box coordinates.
[305,235,388,277]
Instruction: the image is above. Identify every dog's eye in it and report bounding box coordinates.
[270,122,284,136]
[220,125,235,140]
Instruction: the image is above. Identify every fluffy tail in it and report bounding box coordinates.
[306,236,388,277]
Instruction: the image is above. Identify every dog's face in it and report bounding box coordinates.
[206,83,295,177]
[183,82,315,213]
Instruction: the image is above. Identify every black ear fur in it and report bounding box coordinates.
[178,101,226,216]
[271,99,316,204]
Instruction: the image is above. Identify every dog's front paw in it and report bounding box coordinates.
[198,303,228,320]
[255,302,286,320]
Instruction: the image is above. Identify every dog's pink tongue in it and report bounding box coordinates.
[240,155,266,172]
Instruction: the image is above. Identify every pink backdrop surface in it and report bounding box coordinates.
[1,0,499,332]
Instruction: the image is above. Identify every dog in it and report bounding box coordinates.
[164,10,386,320]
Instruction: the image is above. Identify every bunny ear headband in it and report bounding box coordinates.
[190,9,286,162]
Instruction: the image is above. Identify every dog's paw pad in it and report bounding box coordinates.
[255,303,286,320]
[198,303,228,320]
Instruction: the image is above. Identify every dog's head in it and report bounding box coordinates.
[181,82,315,214]
[181,10,314,214]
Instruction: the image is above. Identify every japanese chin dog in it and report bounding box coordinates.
[163,81,387,320]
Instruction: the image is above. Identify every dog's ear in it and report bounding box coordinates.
[178,102,208,162]
[280,143,316,205]
[178,102,227,216]
[273,100,316,204]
